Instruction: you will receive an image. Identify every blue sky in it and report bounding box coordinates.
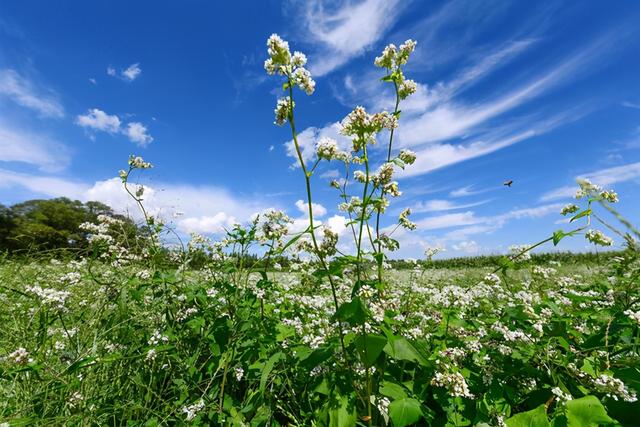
[1,0,640,258]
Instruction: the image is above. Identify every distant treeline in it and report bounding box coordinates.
[388,250,623,270]
[0,198,139,254]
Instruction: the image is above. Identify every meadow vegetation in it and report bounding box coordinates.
[1,35,639,426]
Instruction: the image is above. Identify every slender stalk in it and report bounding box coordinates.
[375,79,401,285]
[286,79,348,357]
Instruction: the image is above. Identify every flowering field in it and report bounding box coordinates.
[1,34,640,426]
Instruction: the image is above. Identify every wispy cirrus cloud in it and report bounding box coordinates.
[541,162,640,202]
[300,0,406,76]
[0,69,64,118]
[0,121,70,172]
[407,198,490,214]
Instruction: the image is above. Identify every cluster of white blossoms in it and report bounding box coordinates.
[315,137,350,162]
[593,374,638,402]
[234,366,245,381]
[585,229,613,246]
[265,34,315,124]
[551,386,573,403]
[508,244,532,262]
[148,329,169,346]
[398,208,416,230]
[374,40,418,100]
[398,149,417,165]
[599,189,619,203]
[4,347,31,365]
[258,209,292,244]
[182,399,205,421]
[424,247,444,261]
[127,155,153,170]
[560,203,580,216]
[431,371,474,398]
[340,107,397,151]
[624,309,640,324]
[26,285,71,312]
[274,98,293,126]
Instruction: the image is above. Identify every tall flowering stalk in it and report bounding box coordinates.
[264,34,348,355]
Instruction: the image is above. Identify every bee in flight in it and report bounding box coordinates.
[503,180,513,187]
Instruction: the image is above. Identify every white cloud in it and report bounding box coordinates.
[541,162,640,201]
[452,240,480,254]
[0,69,64,118]
[122,63,141,81]
[295,199,327,217]
[326,214,349,235]
[416,211,480,231]
[89,78,97,85]
[409,198,490,213]
[106,63,142,81]
[76,108,121,133]
[303,0,405,76]
[0,122,70,172]
[75,108,153,146]
[124,122,153,146]
[178,213,237,234]
[0,168,84,198]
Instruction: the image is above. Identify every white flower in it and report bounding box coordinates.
[182,399,205,421]
[398,149,416,165]
[316,137,339,160]
[560,203,579,215]
[235,366,245,381]
[585,229,613,246]
[274,98,292,126]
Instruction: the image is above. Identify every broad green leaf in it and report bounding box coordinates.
[355,334,387,367]
[260,352,283,394]
[380,381,408,400]
[334,297,368,326]
[388,398,422,427]
[566,395,614,427]
[505,404,550,427]
[329,394,357,427]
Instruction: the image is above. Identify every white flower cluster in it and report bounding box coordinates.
[148,330,169,346]
[264,34,315,94]
[315,137,349,162]
[560,203,579,216]
[182,399,205,421]
[274,98,292,126]
[593,374,637,402]
[128,155,153,169]
[398,149,417,165]
[509,244,531,262]
[26,285,71,311]
[431,371,474,398]
[425,247,444,261]
[551,386,573,403]
[398,208,416,230]
[374,40,418,99]
[4,347,31,364]
[624,309,640,324]
[585,229,613,246]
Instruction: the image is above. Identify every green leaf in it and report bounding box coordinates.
[570,209,591,223]
[329,394,357,427]
[505,404,550,427]
[388,398,422,427]
[552,230,566,246]
[355,334,387,367]
[383,335,427,365]
[566,395,614,427]
[260,352,283,395]
[333,297,368,326]
[380,381,408,400]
